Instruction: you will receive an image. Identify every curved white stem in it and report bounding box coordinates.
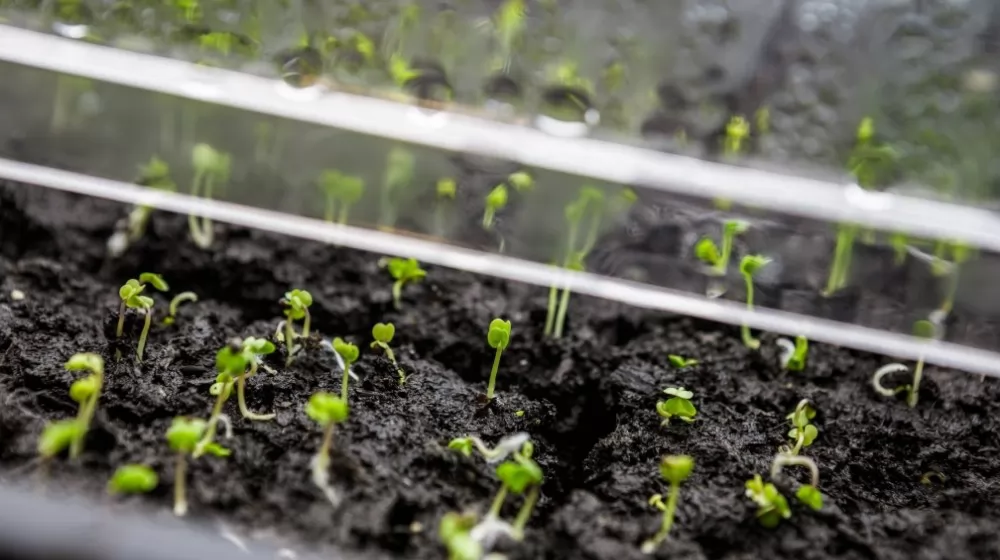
[776,338,795,368]
[771,454,819,488]
[872,363,910,397]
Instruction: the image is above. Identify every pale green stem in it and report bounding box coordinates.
[513,486,540,537]
[553,284,572,338]
[341,363,352,402]
[392,280,404,309]
[487,484,508,518]
[771,454,820,488]
[642,482,680,553]
[483,207,495,229]
[908,355,925,408]
[302,310,311,339]
[284,319,295,367]
[115,300,126,361]
[337,204,350,225]
[173,453,189,516]
[136,308,153,362]
[741,274,760,350]
[193,383,230,458]
[486,346,503,400]
[238,361,275,421]
[69,372,103,460]
[324,195,336,222]
[543,284,559,337]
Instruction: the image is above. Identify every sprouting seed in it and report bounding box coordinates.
[116,273,169,362]
[872,319,935,408]
[217,337,277,421]
[38,419,83,460]
[491,442,543,541]
[656,387,697,426]
[447,432,530,463]
[784,399,818,456]
[108,464,159,495]
[485,318,511,401]
[777,335,809,371]
[305,392,350,506]
[333,337,360,402]
[641,455,694,554]
[371,322,405,384]
[770,453,823,512]
[383,257,426,309]
[163,291,198,326]
[439,511,483,560]
[508,171,534,192]
[279,288,313,367]
[738,255,770,350]
[482,184,508,230]
[744,474,790,528]
[723,115,750,156]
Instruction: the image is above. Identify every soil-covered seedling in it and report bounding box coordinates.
[167,417,228,517]
[332,338,360,402]
[694,220,748,279]
[485,318,511,401]
[162,291,197,326]
[656,387,697,426]
[318,170,365,224]
[382,257,426,309]
[641,455,694,554]
[370,322,405,384]
[217,337,277,421]
[738,255,770,350]
[777,335,809,371]
[188,143,231,249]
[305,391,350,506]
[783,399,818,456]
[115,273,168,362]
[279,288,313,367]
[108,464,158,495]
[872,320,936,408]
[39,353,105,460]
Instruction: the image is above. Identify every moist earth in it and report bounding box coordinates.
[1,182,999,560]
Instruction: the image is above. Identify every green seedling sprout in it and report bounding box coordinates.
[783,399,818,456]
[641,455,694,554]
[447,432,530,463]
[723,115,750,157]
[38,419,83,459]
[108,464,158,495]
[163,291,197,326]
[508,171,534,192]
[656,387,697,426]
[383,257,427,309]
[485,318,511,400]
[482,184,508,230]
[63,353,104,459]
[744,474,791,528]
[872,319,935,408]
[188,143,231,248]
[218,337,277,421]
[694,220,749,277]
[167,416,228,517]
[279,289,313,367]
[381,147,415,226]
[371,322,405,384]
[439,511,483,560]
[333,338,360,402]
[305,391,350,506]
[739,255,771,350]
[491,442,543,540]
[770,454,823,512]
[192,365,236,459]
[108,157,177,257]
[777,335,809,371]
[116,273,168,361]
[318,170,366,224]
[668,355,698,368]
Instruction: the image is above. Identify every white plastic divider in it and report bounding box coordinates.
[2,156,999,378]
[3,25,1000,252]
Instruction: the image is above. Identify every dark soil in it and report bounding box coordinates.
[1,181,1000,560]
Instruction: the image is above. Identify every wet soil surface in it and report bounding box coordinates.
[1,181,999,560]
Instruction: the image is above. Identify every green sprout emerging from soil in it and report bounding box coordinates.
[739,255,771,350]
[218,337,277,421]
[771,454,824,512]
[280,289,313,367]
[656,387,697,426]
[318,170,365,224]
[116,273,168,362]
[872,319,936,408]
[723,116,751,157]
[383,257,426,309]
[485,318,511,400]
[490,441,543,541]
[192,367,236,459]
[306,391,350,506]
[163,291,197,326]
[482,184,508,230]
[777,335,809,371]
[439,511,483,560]
[188,143,231,249]
[668,355,698,368]
[38,419,83,460]
[38,354,105,460]
[508,171,534,192]
[695,220,748,279]
[108,464,158,495]
[744,474,791,528]
[783,399,818,456]
[447,432,529,463]
[371,322,405,384]
[641,455,694,554]
[168,416,228,517]
[333,337,360,402]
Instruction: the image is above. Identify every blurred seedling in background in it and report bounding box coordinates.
[333,337,360,402]
[694,220,749,295]
[318,170,365,224]
[776,335,809,371]
[371,322,405,384]
[37,353,105,460]
[168,417,229,517]
[435,177,457,235]
[380,147,414,226]
[162,291,197,326]
[305,391,350,507]
[107,156,176,258]
[217,337,277,421]
[744,474,790,528]
[381,257,427,309]
[439,511,483,560]
[485,441,543,542]
[738,255,770,350]
[507,171,534,192]
[116,273,168,362]
[188,143,231,249]
[641,455,694,554]
[448,432,530,463]
[482,184,508,230]
[108,464,158,495]
[783,399,817,456]
[278,289,313,367]
[485,318,511,401]
[668,355,698,368]
[872,319,936,408]
[656,387,697,426]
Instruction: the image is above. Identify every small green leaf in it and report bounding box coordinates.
[332,337,360,364]
[739,254,771,277]
[108,464,159,494]
[38,419,82,458]
[657,398,697,423]
[69,375,98,404]
[119,279,142,300]
[139,273,169,291]
[436,178,457,199]
[386,258,427,282]
[447,437,473,457]
[215,346,247,375]
[796,485,823,511]
[496,458,543,493]
[306,391,350,425]
[487,318,512,349]
[372,322,395,344]
[659,455,694,485]
[801,424,818,447]
[663,387,693,400]
[127,294,154,309]
[243,337,276,355]
[65,353,103,375]
[508,171,533,192]
[667,355,698,368]
[723,220,749,236]
[913,319,936,339]
[485,184,508,210]
[166,417,206,454]
[694,238,721,266]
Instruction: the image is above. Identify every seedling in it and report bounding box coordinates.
[63,353,104,459]
[371,322,405,384]
[108,156,177,257]
[38,419,82,459]
[279,289,313,367]
[508,171,534,192]
[188,143,231,248]
[447,432,530,463]
[108,464,158,495]
[771,454,823,511]
[333,337,360,402]
[380,147,414,226]
[777,335,809,371]
[823,224,858,296]
[485,318,511,400]
[192,369,235,459]
[116,273,169,362]
[695,220,749,278]
[435,178,457,235]
[723,115,750,157]
[641,455,694,554]
[439,511,483,560]
[872,320,935,408]
[167,417,229,517]
[163,291,197,326]
[784,399,818,456]
[218,337,277,421]
[305,391,350,506]
[656,387,697,426]
[482,184,508,230]
[491,443,543,540]
[383,257,426,309]
[318,170,365,224]
[744,474,790,528]
[739,255,771,350]
[668,355,698,368]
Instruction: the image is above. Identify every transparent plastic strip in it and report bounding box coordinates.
[2,157,998,378]
[3,25,1000,252]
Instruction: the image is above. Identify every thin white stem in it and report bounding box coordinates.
[771,454,820,488]
[872,363,910,397]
